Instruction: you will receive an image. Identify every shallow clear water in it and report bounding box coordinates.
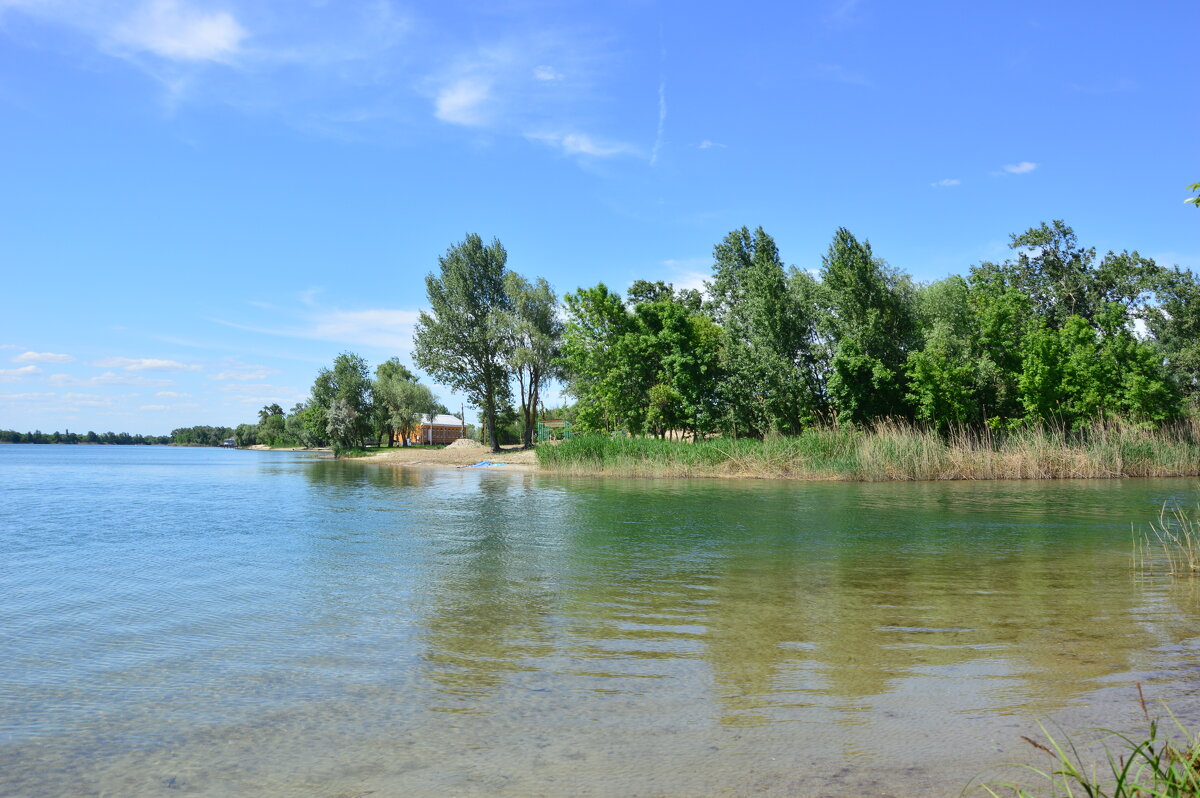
[2,445,1200,797]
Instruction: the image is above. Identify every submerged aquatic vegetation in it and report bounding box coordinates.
[975,688,1200,797]
[536,419,1200,481]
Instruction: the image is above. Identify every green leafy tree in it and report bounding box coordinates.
[233,423,258,447]
[413,234,514,453]
[821,228,917,424]
[374,369,439,447]
[284,403,324,448]
[707,226,824,437]
[311,352,373,451]
[559,283,636,432]
[1146,268,1200,408]
[373,358,417,446]
[504,273,562,448]
[325,398,358,454]
[256,403,286,447]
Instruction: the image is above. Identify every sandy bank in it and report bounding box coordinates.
[358,440,539,472]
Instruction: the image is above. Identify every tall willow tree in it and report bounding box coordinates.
[413,234,513,453]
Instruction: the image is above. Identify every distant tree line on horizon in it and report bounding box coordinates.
[0,429,172,445]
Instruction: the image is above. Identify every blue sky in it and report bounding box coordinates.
[1,0,1197,433]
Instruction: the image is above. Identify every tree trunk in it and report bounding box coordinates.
[485,383,501,453]
[523,379,539,449]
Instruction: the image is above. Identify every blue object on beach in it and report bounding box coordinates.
[468,460,506,468]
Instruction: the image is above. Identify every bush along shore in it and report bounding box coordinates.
[534,420,1200,481]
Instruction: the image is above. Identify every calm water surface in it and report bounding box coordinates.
[3,445,1200,797]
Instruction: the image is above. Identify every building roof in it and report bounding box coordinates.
[419,413,465,427]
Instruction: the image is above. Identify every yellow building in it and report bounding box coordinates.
[394,413,467,446]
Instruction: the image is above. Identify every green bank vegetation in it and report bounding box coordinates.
[536,420,1200,480]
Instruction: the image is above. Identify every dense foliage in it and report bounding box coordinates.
[558,220,1191,436]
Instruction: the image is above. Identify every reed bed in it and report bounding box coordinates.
[536,419,1200,481]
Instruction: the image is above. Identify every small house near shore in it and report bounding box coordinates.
[394,413,466,446]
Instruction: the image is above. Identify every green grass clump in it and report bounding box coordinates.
[332,446,375,459]
[976,690,1200,797]
[1137,504,1200,577]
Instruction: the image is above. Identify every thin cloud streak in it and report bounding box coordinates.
[650,77,666,166]
[12,351,73,364]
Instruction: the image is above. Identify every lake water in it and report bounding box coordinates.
[3,445,1200,797]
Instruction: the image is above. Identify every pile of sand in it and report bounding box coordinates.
[446,438,485,450]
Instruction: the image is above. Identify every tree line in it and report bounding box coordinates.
[410,221,1200,444]
[226,234,563,455]
[0,429,172,445]
[226,356,467,454]
[560,220,1200,437]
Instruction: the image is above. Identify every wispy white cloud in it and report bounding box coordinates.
[532,65,562,81]
[138,404,168,411]
[659,258,711,294]
[208,359,278,381]
[297,287,323,307]
[12,351,73,364]
[92,357,201,372]
[155,390,192,398]
[49,372,175,387]
[434,77,493,126]
[0,344,24,350]
[1003,161,1038,174]
[528,132,639,158]
[213,307,421,351]
[649,77,666,167]
[310,309,421,349]
[828,0,864,26]
[62,392,132,408]
[0,365,42,382]
[0,392,55,402]
[696,140,726,150]
[112,0,246,63]
[931,178,961,187]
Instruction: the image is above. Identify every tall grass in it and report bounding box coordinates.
[536,419,1200,481]
[975,688,1200,797]
[1136,505,1200,576]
